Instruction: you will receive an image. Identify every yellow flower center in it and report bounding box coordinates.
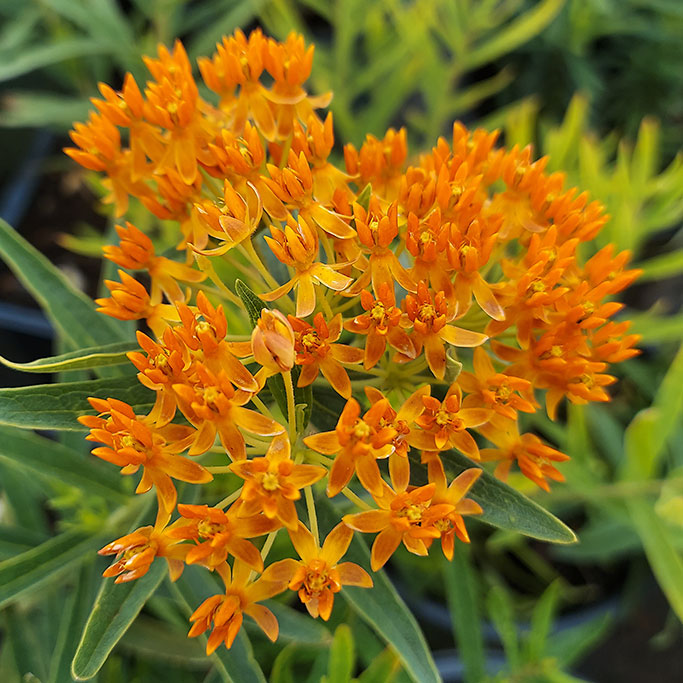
[261,472,280,492]
[306,570,328,594]
[203,387,221,410]
[301,332,321,351]
[352,421,371,439]
[195,320,213,336]
[495,384,512,402]
[197,520,224,539]
[435,410,450,426]
[418,303,437,323]
[550,345,563,357]
[370,302,387,324]
[434,518,451,532]
[529,280,546,293]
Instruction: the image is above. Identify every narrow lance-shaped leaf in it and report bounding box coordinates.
[0,218,128,347]
[0,375,154,431]
[316,495,441,683]
[409,451,577,544]
[0,426,126,500]
[0,529,106,609]
[0,341,138,374]
[235,279,312,428]
[71,561,167,680]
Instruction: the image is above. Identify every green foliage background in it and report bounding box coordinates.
[0,1,682,681]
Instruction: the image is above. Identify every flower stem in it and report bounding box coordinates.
[305,485,319,545]
[283,370,297,443]
[241,239,280,290]
[261,530,279,561]
[216,487,242,509]
[341,487,372,510]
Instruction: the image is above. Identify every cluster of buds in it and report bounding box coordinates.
[67,28,640,653]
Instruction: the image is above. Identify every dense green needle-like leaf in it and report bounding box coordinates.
[0,376,154,430]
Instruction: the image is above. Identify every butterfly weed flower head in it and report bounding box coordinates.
[67,28,641,652]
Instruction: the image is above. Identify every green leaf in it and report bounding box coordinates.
[464,0,565,70]
[487,585,520,669]
[170,571,267,683]
[316,496,440,683]
[48,561,99,683]
[0,529,105,609]
[355,184,372,211]
[234,279,312,428]
[5,604,48,681]
[526,581,560,661]
[71,561,167,680]
[0,426,126,500]
[356,648,400,683]
[0,524,47,560]
[0,341,138,374]
[0,38,111,82]
[412,451,577,544]
[0,375,154,430]
[0,218,129,348]
[637,249,683,281]
[442,547,485,683]
[628,498,683,623]
[263,600,331,645]
[0,91,92,129]
[325,625,354,683]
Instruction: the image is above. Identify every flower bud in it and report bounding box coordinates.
[252,309,295,373]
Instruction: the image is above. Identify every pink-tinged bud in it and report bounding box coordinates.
[252,309,295,373]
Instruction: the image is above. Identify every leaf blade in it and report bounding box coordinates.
[0,376,154,431]
[0,218,128,348]
[71,561,167,680]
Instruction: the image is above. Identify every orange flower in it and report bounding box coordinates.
[479,425,570,491]
[174,291,258,393]
[264,150,356,239]
[286,113,350,203]
[95,270,177,336]
[168,504,279,571]
[343,480,454,571]
[458,347,536,421]
[230,434,326,530]
[344,127,407,200]
[289,313,364,398]
[262,215,353,317]
[127,328,190,426]
[79,398,211,516]
[99,522,188,583]
[103,222,205,304]
[346,198,416,296]
[142,40,211,184]
[402,281,488,379]
[364,385,430,490]
[262,32,332,139]
[191,180,262,254]
[173,363,285,459]
[263,522,372,620]
[410,383,490,458]
[421,453,483,556]
[304,397,397,497]
[188,560,288,653]
[446,217,505,321]
[251,309,296,375]
[344,284,415,368]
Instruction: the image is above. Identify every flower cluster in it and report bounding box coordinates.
[68,29,640,653]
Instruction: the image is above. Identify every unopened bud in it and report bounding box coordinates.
[252,309,295,373]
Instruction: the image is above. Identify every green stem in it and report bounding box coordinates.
[216,487,242,509]
[305,486,319,545]
[283,370,297,443]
